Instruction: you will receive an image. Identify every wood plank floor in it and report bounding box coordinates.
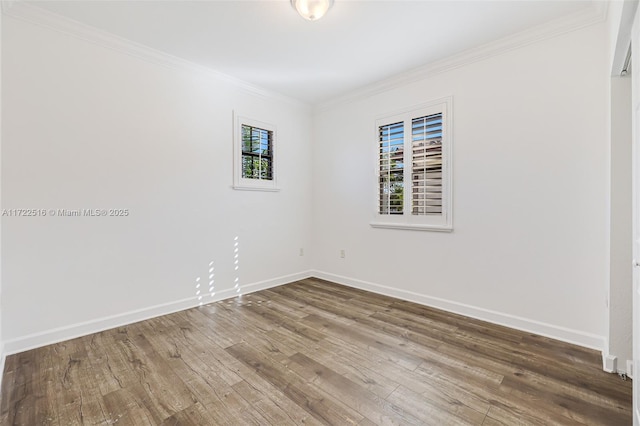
[0,278,632,425]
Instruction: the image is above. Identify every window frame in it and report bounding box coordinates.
[233,114,279,192]
[370,97,453,232]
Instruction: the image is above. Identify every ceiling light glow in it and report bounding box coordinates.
[291,0,334,21]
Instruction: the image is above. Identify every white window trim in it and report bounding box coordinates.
[370,96,453,232]
[233,113,279,192]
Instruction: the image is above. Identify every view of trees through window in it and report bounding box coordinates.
[241,124,273,180]
[378,113,443,216]
[379,121,404,214]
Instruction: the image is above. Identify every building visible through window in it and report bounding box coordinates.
[372,97,452,231]
[411,113,443,215]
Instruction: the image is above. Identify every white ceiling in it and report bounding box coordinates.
[31,0,596,105]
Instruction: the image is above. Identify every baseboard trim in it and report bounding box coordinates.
[603,354,618,373]
[2,269,605,361]
[3,270,313,356]
[625,360,634,379]
[0,342,5,393]
[310,270,605,351]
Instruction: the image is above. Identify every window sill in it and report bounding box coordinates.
[370,222,453,232]
[232,185,280,192]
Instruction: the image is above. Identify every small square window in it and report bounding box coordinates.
[233,114,278,191]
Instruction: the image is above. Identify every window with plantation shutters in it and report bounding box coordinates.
[372,98,452,231]
[379,121,404,215]
[411,113,443,215]
[233,114,279,191]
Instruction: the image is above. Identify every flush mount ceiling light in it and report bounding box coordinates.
[291,0,334,21]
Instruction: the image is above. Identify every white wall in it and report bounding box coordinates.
[605,0,637,374]
[0,7,4,374]
[609,75,633,371]
[0,4,617,358]
[1,14,313,351]
[312,22,609,348]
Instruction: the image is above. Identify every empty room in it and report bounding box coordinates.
[1,0,638,424]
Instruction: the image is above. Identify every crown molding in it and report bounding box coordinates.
[2,1,310,110]
[2,1,608,112]
[315,1,608,113]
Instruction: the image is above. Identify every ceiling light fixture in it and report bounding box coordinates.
[291,0,334,21]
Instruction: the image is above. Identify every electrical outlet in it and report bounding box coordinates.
[299,248,304,256]
[340,249,345,258]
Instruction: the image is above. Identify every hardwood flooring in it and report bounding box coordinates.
[0,278,633,425]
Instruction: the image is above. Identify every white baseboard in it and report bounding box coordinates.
[0,342,5,393]
[1,269,606,368]
[603,354,618,373]
[609,358,635,378]
[3,270,313,356]
[626,360,634,379]
[310,270,605,351]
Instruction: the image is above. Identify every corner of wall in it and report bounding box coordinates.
[602,341,618,373]
[1,0,5,395]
